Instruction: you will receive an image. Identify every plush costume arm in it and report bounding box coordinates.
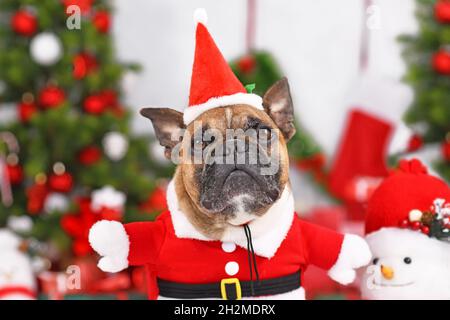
[299,220,371,285]
[89,220,165,273]
[327,234,371,285]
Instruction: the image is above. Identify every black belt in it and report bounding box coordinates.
[157,271,301,300]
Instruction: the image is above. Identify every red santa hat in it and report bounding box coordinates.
[183,8,263,125]
[365,159,450,237]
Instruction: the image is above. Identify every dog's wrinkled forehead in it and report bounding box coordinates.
[185,105,276,133]
[140,78,296,160]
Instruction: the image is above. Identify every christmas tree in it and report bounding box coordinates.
[399,0,450,180]
[0,0,172,263]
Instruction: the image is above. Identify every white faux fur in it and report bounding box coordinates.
[183,93,264,125]
[328,234,372,285]
[89,220,130,273]
[167,179,295,258]
[193,8,208,25]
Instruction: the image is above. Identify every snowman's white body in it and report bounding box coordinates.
[361,228,450,300]
[0,231,36,300]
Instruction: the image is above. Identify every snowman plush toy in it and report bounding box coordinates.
[0,229,36,300]
[361,159,450,300]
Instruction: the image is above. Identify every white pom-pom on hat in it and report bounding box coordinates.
[193,8,208,25]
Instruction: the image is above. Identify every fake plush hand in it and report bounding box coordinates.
[327,234,372,285]
[88,220,129,273]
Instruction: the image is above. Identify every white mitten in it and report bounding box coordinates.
[328,234,372,285]
[88,220,129,273]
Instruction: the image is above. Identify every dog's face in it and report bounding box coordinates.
[141,78,295,231]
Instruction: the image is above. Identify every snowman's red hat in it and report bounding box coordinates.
[183,8,263,125]
[365,159,450,236]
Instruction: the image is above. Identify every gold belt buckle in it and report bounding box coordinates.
[220,278,242,300]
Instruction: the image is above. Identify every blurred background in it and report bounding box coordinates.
[0,0,448,300]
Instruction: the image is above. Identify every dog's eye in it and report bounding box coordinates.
[403,257,412,264]
[372,258,379,265]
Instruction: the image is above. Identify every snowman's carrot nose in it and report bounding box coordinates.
[381,265,394,280]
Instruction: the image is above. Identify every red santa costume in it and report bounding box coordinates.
[88,8,371,300]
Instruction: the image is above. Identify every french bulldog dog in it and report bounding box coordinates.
[89,9,370,300]
[144,78,294,237]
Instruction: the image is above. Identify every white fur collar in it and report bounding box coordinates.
[166,180,295,259]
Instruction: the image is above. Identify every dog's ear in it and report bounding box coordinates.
[262,77,296,141]
[140,108,185,159]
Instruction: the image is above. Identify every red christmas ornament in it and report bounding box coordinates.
[83,94,107,114]
[421,225,430,235]
[26,182,48,215]
[411,221,421,230]
[49,172,73,193]
[407,134,423,152]
[100,89,125,117]
[432,50,450,75]
[73,53,97,79]
[63,0,93,15]
[93,11,110,33]
[18,101,38,123]
[435,0,450,23]
[77,146,102,165]
[237,55,256,74]
[38,86,66,109]
[6,164,23,185]
[442,140,450,162]
[399,219,410,228]
[11,10,37,37]
[100,89,118,107]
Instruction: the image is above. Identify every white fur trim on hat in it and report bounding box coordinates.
[193,8,208,25]
[183,93,264,125]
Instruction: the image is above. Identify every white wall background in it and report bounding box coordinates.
[113,0,418,156]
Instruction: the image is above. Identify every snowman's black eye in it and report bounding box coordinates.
[372,258,379,265]
[403,257,412,264]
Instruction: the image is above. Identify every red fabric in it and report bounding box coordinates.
[365,159,450,234]
[189,23,246,106]
[124,211,344,299]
